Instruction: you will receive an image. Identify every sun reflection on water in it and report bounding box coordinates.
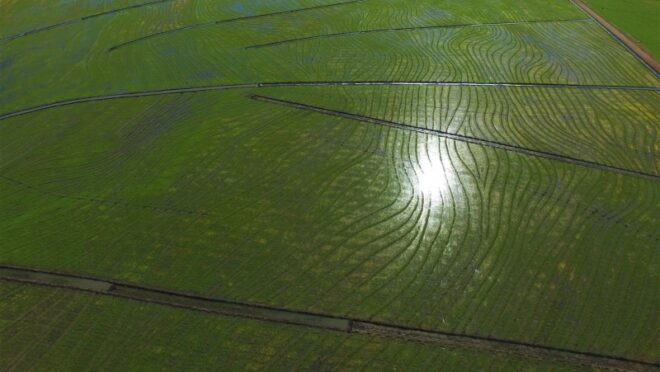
[414,138,457,201]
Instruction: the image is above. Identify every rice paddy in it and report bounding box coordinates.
[1,0,658,370]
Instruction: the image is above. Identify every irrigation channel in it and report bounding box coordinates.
[1,265,656,371]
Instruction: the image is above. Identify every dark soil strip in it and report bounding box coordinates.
[248,94,660,182]
[245,18,591,49]
[0,265,656,371]
[1,0,175,43]
[108,0,363,52]
[1,81,657,122]
[570,0,660,74]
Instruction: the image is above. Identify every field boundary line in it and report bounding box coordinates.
[0,83,258,120]
[256,81,660,90]
[245,18,591,49]
[1,80,658,121]
[248,94,660,182]
[107,0,364,52]
[570,0,660,75]
[0,264,656,371]
[0,0,176,43]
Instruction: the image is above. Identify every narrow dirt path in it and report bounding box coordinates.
[0,265,656,371]
[571,0,660,74]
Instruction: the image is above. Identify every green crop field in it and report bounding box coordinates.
[582,0,660,58]
[1,281,590,371]
[1,0,658,370]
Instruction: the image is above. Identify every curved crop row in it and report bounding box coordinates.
[1,90,657,361]
[263,85,660,175]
